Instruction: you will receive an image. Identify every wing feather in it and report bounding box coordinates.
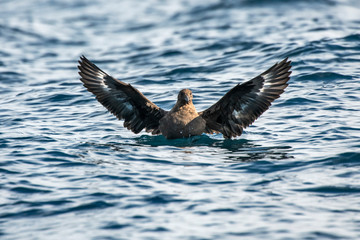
[78,56,167,135]
[200,58,292,138]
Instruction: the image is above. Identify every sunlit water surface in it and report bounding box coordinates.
[1,0,360,239]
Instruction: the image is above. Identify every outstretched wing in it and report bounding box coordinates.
[200,58,292,139]
[78,56,167,135]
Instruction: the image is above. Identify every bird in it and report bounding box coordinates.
[78,56,291,139]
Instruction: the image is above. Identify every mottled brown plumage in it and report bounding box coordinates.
[159,89,208,139]
[78,56,291,139]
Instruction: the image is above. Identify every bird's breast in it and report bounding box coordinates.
[159,109,206,139]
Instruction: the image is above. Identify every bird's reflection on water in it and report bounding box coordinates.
[81,134,293,163]
[135,134,294,162]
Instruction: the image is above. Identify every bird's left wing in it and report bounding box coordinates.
[78,56,167,135]
[199,58,292,139]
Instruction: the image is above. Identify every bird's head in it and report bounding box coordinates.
[178,89,193,105]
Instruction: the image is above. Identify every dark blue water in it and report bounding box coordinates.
[1,0,360,239]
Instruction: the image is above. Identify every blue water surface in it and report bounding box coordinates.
[1,0,360,239]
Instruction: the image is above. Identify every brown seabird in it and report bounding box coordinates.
[78,56,291,139]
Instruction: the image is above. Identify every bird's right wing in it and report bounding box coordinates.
[78,56,167,135]
[200,58,291,139]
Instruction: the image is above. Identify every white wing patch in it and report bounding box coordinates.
[260,81,273,93]
[232,109,241,118]
[94,72,107,87]
[259,72,281,94]
[232,102,248,119]
[261,72,273,80]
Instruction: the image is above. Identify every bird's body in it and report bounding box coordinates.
[159,91,207,139]
[78,56,291,139]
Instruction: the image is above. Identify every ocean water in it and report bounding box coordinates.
[1,0,360,239]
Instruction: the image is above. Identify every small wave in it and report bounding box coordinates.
[0,201,116,219]
[126,23,155,32]
[1,201,116,218]
[142,227,170,232]
[158,50,184,57]
[0,208,45,219]
[142,193,186,204]
[281,97,322,106]
[61,201,115,213]
[134,79,162,85]
[0,71,26,84]
[0,168,20,175]
[294,186,360,195]
[11,186,52,194]
[195,40,265,52]
[165,65,225,76]
[46,93,79,103]
[285,44,320,58]
[343,33,360,42]
[296,72,353,82]
[210,207,237,213]
[101,221,131,230]
[250,177,282,186]
[323,152,360,166]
